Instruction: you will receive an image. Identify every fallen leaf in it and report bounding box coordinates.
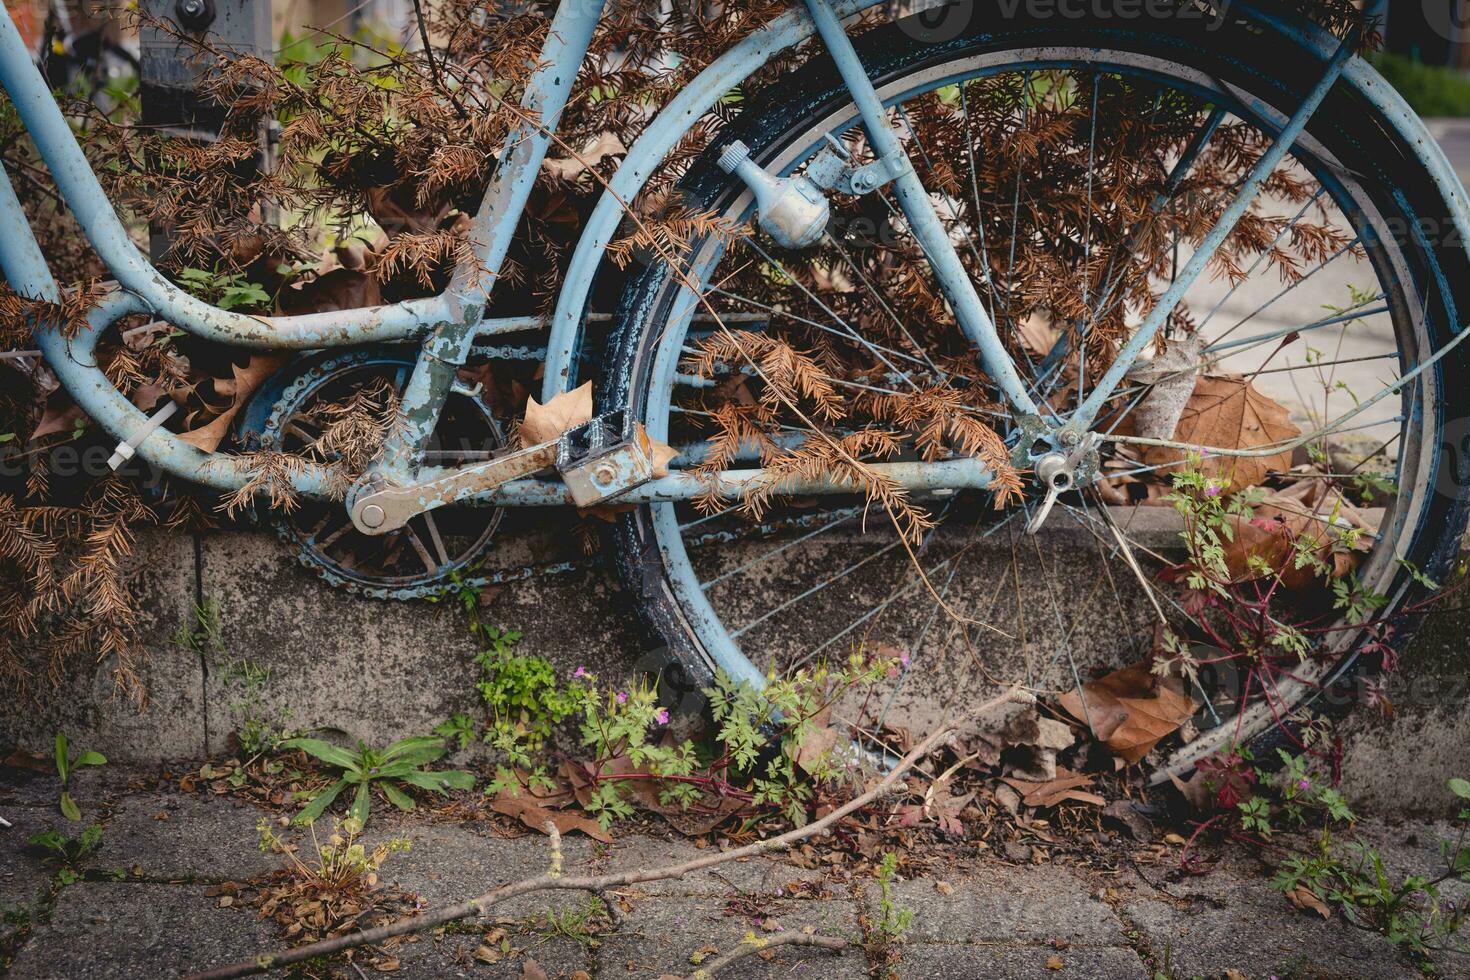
[1222,477,1371,588]
[1126,334,1206,441]
[179,353,289,453]
[935,881,954,895]
[30,396,83,441]
[1134,374,1300,490]
[278,267,382,316]
[1059,662,1196,765]
[518,959,549,980]
[1000,768,1100,808]
[788,724,839,775]
[543,132,628,182]
[520,381,593,448]
[472,945,501,964]
[646,428,679,479]
[1046,954,1065,970]
[1285,885,1332,919]
[1017,314,1059,357]
[490,792,613,843]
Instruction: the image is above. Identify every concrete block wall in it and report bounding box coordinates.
[0,521,1463,816]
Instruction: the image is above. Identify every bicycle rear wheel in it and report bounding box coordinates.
[602,8,1470,778]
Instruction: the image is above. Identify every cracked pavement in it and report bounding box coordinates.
[2,767,1456,979]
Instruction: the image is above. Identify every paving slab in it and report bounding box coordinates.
[897,941,1148,979]
[388,931,592,979]
[6,881,275,980]
[1,806,61,913]
[85,791,282,880]
[859,862,1126,948]
[1115,850,1418,980]
[595,893,864,979]
[359,818,598,920]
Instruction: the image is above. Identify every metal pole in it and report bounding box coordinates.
[138,0,272,260]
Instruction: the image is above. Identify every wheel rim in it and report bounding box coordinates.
[621,43,1446,777]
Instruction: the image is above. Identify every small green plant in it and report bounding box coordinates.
[27,824,102,885]
[258,816,411,889]
[280,735,475,826]
[434,712,477,752]
[176,267,271,311]
[171,596,224,657]
[873,851,913,944]
[174,600,293,758]
[1271,777,1470,960]
[221,658,293,757]
[542,896,606,946]
[52,732,106,822]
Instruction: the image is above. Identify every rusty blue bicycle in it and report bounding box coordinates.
[3,0,1468,781]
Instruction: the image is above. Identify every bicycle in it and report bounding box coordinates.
[1,0,1468,785]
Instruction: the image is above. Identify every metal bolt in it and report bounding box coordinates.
[178,0,204,14]
[359,504,386,529]
[593,463,618,486]
[1060,430,1080,448]
[852,171,874,192]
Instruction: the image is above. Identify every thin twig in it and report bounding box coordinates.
[680,932,849,978]
[185,688,1028,979]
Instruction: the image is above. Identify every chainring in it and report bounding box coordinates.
[242,347,507,599]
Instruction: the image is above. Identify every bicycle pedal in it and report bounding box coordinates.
[556,410,656,507]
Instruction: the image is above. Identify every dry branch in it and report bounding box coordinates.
[679,932,849,978]
[186,688,1030,979]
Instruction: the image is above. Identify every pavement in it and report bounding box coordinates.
[1,767,1460,980]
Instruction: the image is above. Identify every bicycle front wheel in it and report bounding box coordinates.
[602,7,1470,779]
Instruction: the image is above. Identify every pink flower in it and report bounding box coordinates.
[615,691,628,704]
[573,666,587,678]
[899,652,911,668]
[655,709,670,726]
[1204,484,1222,498]
[1297,778,1311,792]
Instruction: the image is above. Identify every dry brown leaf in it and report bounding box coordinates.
[543,132,628,182]
[520,381,593,448]
[1059,662,1196,765]
[1222,477,1369,588]
[788,724,839,775]
[648,431,679,479]
[1017,314,1058,357]
[1000,768,1106,809]
[278,268,382,316]
[1135,374,1300,490]
[178,353,289,453]
[1046,955,1065,971]
[30,397,83,441]
[518,959,549,980]
[490,792,613,843]
[1285,885,1332,919]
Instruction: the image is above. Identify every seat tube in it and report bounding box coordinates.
[801,0,1040,420]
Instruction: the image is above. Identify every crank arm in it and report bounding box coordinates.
[350,411,656,535]
[351,440,562,535]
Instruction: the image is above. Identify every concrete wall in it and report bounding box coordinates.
[0,520,1463,816]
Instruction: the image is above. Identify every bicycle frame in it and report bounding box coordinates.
[0,0,1369,518]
